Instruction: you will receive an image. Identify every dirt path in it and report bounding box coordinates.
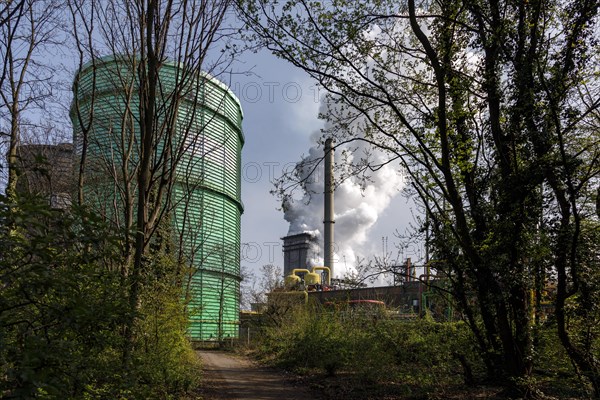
[198,350,318,400]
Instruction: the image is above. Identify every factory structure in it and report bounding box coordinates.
[15,57,441,343]
[15,143,74,210]
[71,56,244,341]
[281,139,337,280]
[272,138,451,321]
[16,56,244,342]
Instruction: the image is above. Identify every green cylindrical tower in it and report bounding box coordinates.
[71,56,244,341]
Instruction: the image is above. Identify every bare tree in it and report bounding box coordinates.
[68,0,240,362]
[0,0,64,200]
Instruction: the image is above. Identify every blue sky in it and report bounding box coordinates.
[228,49,423,281]
[0,10,422,283]
[228,50,323,273]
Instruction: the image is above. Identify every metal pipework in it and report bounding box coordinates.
[324,138,335,277]
[291,268,311,277]
[311,266,331,286]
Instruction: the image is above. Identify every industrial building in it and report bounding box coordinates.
[71,56,244,341]
[279,234,441,316]
[15,143,73,209]
[282,232,318,277]
[265,138,454,325]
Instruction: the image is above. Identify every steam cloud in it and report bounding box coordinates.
[283,129,405,279]
[282,20,418,279]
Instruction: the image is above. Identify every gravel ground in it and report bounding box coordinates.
[197,350,321,400]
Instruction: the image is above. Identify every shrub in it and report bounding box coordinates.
[253,300,482,387]
[0,195,201,399]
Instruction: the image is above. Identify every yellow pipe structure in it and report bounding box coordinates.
[312,266,331,285]
[291,268,310,277]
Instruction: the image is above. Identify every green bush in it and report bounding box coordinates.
[374,318,481,386]
[133,258,202,398]
[258,306,349,375]
[0,195,200,399]
[0,196,127,398]
[253,301,482,387]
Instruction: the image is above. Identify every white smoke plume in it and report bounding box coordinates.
[283,126,405,279]
[281,19,421,280]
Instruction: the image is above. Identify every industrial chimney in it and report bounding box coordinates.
[281,232,317,277]
[324,138,335,277]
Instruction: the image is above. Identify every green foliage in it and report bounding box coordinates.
[253,305,594,395]
[132,255,202,398]
[0,194,200,399]
[0,194,127,398]
[533,322,590,398]
[253,305,481,388]
[374,319,480,387]
[270,307,350,376]
[240,0,600,391]
[568,222,600,352]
